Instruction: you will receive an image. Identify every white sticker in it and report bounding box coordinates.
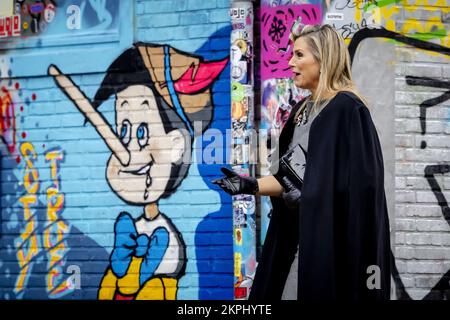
[326,12,344,21]
[231,44,243,63]
[66,5,81,30]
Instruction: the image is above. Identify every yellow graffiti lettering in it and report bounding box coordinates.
[47,246,65,270]
[400,17,450,47]
[46,265,71,295]
[44,221,68,253]
[18,194,37,221]
[407,0,446,6]
[15,143,40,295]
[14,264,30,293]
[45,188,64,223]
[14,232,38,294]
[234,252,242,278]
[379,4,400,22]
[352,1,449,50]
[48,268,70,295]
[45,149,64,189]
[16,230,38,267]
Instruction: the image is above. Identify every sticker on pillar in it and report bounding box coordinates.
[237,194,255,216]
[234,39,248,57]
[14,2,20,15]
[235,270,254,300]
[232,143,245,165]
[231,44,242,64]
[231,82,245,102]
[233,200,247,228]
[231,29,250,41]
[232,119,247,140]
[232,95,248,120]
[231,62,248,83]
[231,40,251,84]
[230,7,247,22]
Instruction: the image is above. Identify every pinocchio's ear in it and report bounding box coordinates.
[167,128,189,164]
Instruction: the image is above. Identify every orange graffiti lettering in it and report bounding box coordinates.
[45,149,64,189]
[20,142,39,194]
[43,148,70,297]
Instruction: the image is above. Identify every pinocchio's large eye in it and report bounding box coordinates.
[119,119,131,146]
[137,123,149,149]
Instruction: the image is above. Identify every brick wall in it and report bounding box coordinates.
[0,0,448,301]
[393,2,450,300]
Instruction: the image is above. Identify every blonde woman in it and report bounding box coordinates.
[213,23,391,300]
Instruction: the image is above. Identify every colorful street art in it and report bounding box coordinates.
[347,27,450,299]
[261,4,322,81]
[259,2,320,245]
[1,1,232,301]
[257,0,450,301]
[325,0,449,47]
[0,0,122,53]
[0,68,75,299]
[0,85,17,154]
[49,44,228,300]
[11,0,118,36]
[230,1,257,300]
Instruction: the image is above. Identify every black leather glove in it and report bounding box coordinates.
[212,167,259,195]
[281,177,301,210]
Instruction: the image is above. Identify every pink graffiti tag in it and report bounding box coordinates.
[260,5,322,81]
[0,86,17,154]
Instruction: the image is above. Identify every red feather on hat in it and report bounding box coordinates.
[173,58,228,94]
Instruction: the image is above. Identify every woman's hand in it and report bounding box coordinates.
[212,167,259,195]
[281,177,302,210]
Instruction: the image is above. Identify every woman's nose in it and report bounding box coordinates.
[288,55,295,67]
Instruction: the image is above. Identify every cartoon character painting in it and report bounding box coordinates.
[48,43,228,300]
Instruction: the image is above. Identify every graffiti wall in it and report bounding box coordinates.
[1,0,449,301]
[0,0,233,300]
[259,1,321,245]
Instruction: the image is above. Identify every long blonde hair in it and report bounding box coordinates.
[291,24,367,115]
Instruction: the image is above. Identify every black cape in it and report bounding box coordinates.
[249,91,391,301]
